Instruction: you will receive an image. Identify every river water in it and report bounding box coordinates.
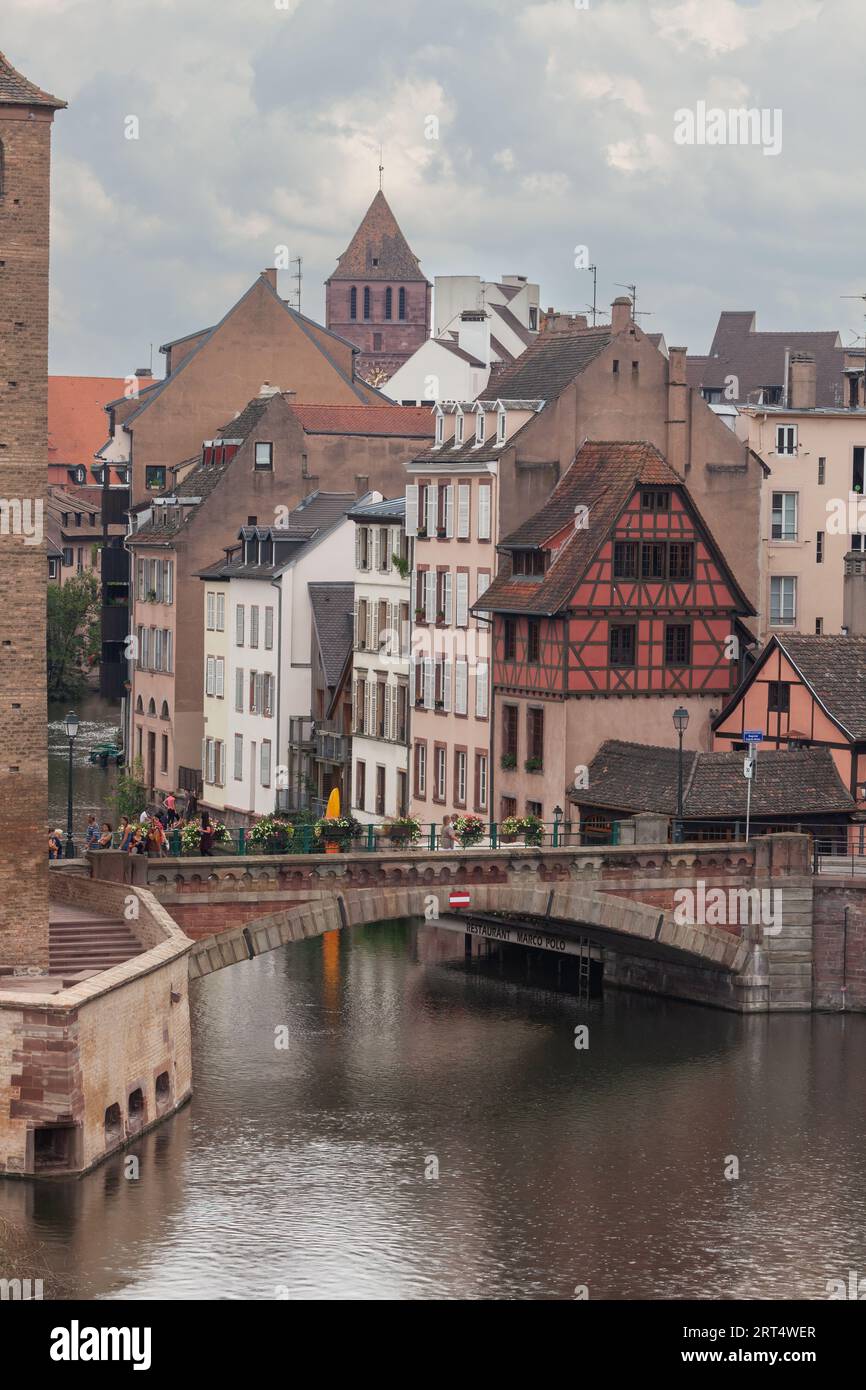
[2,914,866,1301]
[47,694,122,836]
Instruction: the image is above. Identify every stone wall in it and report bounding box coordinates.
[812,881,866,1010]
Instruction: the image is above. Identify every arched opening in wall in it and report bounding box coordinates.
[104,1102,122,1143]
[363,286,371,320]
[155,1070,171,1111]
[128,1087,145,1131]
[135,695,144,714]
[399,287,406,320]
[349,286,357,320]
[147,698,156,716]
[32,1124,78,1173]
[160,700,170,720]
[385,287,392,320]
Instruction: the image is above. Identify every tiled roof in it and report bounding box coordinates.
[285,403,435,437]
[687,311,844,406]
[329,190,428,282]
[309,583,355,689]
[48,376,156,469]
[483,325,611,399]
[347,496,405,522]
[493,304,535,348]
[0,51,65,108]
[46,486,99,517]
[575,740,854,817]
[196,493,361,576]
[475,441,682,616]
[777,635,866,739]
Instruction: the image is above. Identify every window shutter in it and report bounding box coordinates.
[456,572,468,627]
[218,741,225,786]
[202,738,208,780]
[366,600,376,651]
[457,483,470,539]
[265,606,273,648]
[405,485,419,537]
[355,526,363,571]
[423,658,435,709]
[424,570,436,623]
[384,683,393,740]
[216,658,224,698]
[206,656,214,696]
[256,672,264,713]
[353,598,360,649]
[165,630,173,674]
[235,668,244,712]
[478,484,491,540]
[426,485,437,536]
[475,662,489,718]
[206,592,214,629]
[443,571,453,625]
[166,561,173,606]
[236,605,244,646]
[475,571,490,620]
[372,527,379,573]
[445,485,454,537]
[443,658,452,712]
[364,679,373,734]
[455,659,468,715]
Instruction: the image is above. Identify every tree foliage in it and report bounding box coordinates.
[112,757,147,822]
[47,572,100,701]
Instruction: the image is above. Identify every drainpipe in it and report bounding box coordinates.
[272,574,282,812]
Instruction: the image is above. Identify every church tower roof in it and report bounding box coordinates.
[329,190,428,283]
[0,50,66,108]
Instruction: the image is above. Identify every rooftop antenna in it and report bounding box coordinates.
[378,145,384,191]
[289,256,302,315]
[615,281,653,321]
[583,264,598,326]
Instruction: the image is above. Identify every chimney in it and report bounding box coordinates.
[134,367,151,378]
[610,296,632,334]
[457,310,491,367]
[355,474,369,498]
[260,268,278,289]
[843,551,866,636]
[667,346,688,476]
[788,353,816,411]
[258,382,280,397]
[541,310,588,335]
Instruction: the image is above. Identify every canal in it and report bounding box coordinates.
[2,918,866,1300]
[48,695,123,837]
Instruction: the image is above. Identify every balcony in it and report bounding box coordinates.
[314,728,349,765]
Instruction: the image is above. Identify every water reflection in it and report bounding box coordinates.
[47,694,122,832]
[2,919,866,1300]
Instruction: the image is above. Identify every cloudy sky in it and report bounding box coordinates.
[7,0,864,376]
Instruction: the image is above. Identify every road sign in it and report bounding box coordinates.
[449,890,471,909]
[743,757,754,779]
[743,730,763,743]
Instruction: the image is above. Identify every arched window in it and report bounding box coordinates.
[363,286,371,320]
[398,287,406,320]
[160,700,170,720]
[385,287,392,320]
[135,695,144,714]
[349,287,357,320]
[147,697,156,716]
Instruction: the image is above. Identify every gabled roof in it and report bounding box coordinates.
[687,311,844,406]
[476,440,756,618]
[285,403,435,437]
[49,376,157,469]
[713,634,866,741]
[196,493,362,577]
[309,583,355,689]
[347,496,405,523]
[575,740,854,818]
[46,487,99,517]
[0,51,65,108]
[328,190,428,283]
[484,325,611,400]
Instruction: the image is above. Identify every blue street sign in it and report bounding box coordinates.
[743,730,763,743]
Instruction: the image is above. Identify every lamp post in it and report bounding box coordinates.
[63,709,80,859]
[553,803,563,848]
[672,706,689,843]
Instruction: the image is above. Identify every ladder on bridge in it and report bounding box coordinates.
[576,936,592,1003]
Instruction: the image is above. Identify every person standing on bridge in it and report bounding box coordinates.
[199,811,215,857]
[440,815,456,850]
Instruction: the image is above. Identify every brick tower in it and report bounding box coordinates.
[0,53,65,969]
[325,190,430,387]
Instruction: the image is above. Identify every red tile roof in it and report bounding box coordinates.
[48,375,156,474]
[0,51,65,108]
[286,403,435,437]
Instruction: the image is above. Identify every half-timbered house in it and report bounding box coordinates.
[472,440,756,820]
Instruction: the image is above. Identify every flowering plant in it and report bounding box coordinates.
[385,815,422,845]
[314,815,361,848]
[452,813,485,847]
[179,820,231,854]
[248,815,294,854]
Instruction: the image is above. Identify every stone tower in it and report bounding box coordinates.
[0,53,65,969]
[325,190,430,386]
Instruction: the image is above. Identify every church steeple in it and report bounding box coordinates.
[325,190,431,387]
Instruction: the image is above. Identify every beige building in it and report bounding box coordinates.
[735,355,866,639]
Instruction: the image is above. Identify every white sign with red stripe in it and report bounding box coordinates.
[449,890,471,909]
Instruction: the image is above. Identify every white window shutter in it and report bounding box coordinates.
[424,570,436,623]
[457,483,470,539]
[445,485,454,537]
[216,658,224,698]
[475,662,489,718]
[405,485,419,537]
[366,601,376,651]
[353,598,360,649]
[456,571,468,627]
[372,527,379,573]
[443,571,453,625]
[443,658,452,712]
[206,656,214,696]
[478,484,491,540]
[355,526,363,571]
[426,486,437,536]
[218,741,225,786]
[207,592,214,629]
[423,658,435,709]
[384,684,393,740]
[202,738,208,779]
[455,659,468,715]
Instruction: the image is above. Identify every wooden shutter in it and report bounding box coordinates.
[423,658,435,709]
[478,484,491,540]
[405,484,419,537]
[475,662,488,718]
[426,485,437,536]
[442,658,452,712]
[424,570,436,623]
[455,659,468,715]
[444,485,454,537]
[456,572,468,627]
[216,658,224,698]
[457,483,470,538]
[206,656,214,696]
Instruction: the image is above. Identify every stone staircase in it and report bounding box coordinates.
[49,903,146,976]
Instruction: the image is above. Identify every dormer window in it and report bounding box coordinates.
[512,549,548,577]
[455,412,464,446]
[435,414,444,446]
[475,412,485,445]
[497,410,507,444]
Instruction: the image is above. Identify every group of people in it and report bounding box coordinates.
[48,790,216,860]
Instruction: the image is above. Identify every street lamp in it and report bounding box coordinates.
[63,709,80,859]
[553,803,563,848]
[672,706,689,843]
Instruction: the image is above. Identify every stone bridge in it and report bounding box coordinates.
[88,833,830,1012]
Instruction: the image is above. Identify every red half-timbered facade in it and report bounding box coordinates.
[473,441,755,820]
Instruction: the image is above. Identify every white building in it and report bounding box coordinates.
[384,275,540,405]
[199,491,376,821]
[348,497,413,822]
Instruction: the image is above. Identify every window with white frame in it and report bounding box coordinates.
[435,746,446,799]
[206,655,215,696]
[476,753,488,810]
[457,482,470,539]
[254,442,273,471]
[478,484,491,540]
[455,411,464,446]
[206,592,215,630]
[416,742,426,796]
[770,576,797,626]
[456,571,469,627]
[235,668,244,712]
[455,659,468,715]
[250,606,259,648]
[475,662,489,718]
[405,484,419,536]
[776,425,797,456]
[456,750,467,804]
[435,414,444,446]
[771,492,798,541]
[216,592,225,631]
[264,606,274,649]
[215,657,224,698]
[236,604,245,646]
[234,733,243,780]
[497,410,506,444]
[475,411,485,444]
[260,740,272,787]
